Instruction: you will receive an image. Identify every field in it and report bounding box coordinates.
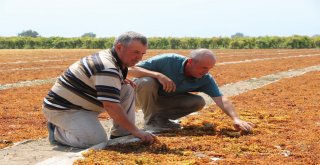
[0,49,319,164]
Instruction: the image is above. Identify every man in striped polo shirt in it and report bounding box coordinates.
[42,31,155,148]
[130,49,254,132]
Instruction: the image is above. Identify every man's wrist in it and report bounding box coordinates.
[232,116,240,122]
[154,72,161,79]
[130,128,141,135]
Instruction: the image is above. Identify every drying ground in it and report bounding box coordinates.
[0,49,319,164]
[75,71,320,165]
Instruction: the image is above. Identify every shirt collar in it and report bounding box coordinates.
[111,47,128,79]
[179,58,188,74]
[181,58,199,81]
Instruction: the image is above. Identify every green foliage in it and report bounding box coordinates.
[168,38,181,49]
[18,30,40,38]
[231,32,245,38]
[81,32,96,38]
[285,35,314,48]
[313,36,320,48]
[0,36,318,49]
[148,37,170,49]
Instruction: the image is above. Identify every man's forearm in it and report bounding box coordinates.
[128,66,160,78]
[212,96,255,131]
[212,96,240,120]
[103,102,139,134]
[221,100,239,120]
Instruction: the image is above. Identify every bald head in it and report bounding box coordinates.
[186,49,216,78]
[189,49,216,64]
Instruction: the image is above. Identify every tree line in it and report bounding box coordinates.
[0,36,319,49]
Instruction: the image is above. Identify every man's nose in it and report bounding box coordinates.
[137,54,143,61]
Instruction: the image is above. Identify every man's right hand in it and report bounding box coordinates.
[156,73,176,92]
[132,130,155,144]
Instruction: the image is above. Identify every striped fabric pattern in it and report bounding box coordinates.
[44,49,124,112]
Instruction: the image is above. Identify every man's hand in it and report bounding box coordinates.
[128,66,175,92]
[132,130,156,144]
[233,118,254,132]
[124,79,136,88]
[156,73,176,92]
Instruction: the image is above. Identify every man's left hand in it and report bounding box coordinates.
[233,118,254,132]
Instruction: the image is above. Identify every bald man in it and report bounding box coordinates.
[129,49,254,132]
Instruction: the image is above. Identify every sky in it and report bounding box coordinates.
[1,0,319,38]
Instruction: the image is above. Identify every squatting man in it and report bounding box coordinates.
[42,31,155,148]
[129,48,254,132]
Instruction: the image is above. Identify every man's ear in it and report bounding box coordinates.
[188,58,193,65]
[115,43,123,52]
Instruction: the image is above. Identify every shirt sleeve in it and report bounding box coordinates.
[136,55,168,72]
[93,67,122,103]
[198,75,223,97]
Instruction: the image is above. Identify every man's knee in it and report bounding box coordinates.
[57,129,107,149]
[194,96,206,110]
[135,77,159,92]
[184,95,206,111]
[78,136,106,148]
[81,132,107,147]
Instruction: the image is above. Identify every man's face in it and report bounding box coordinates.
[116,40,147,67]
[190,58,215,78]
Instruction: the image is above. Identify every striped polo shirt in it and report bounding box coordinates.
[43,49,126,112]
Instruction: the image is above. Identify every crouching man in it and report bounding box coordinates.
[42,31,154,148]
[129,49,254,132]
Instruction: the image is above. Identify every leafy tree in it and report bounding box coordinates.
[81,32,96,38]
[216,37,231,48]
[255,37,270,49]
[314,37,320,48]
[231,32,244,38]
[230,39,245,49]
[199,38,212,48]
[286,35,314,48]
[169,38,181,49]
[18,30,40,37]
[186,38,200,49]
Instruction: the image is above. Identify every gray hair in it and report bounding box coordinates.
[113,31,148,47]
[190,48,216,62]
